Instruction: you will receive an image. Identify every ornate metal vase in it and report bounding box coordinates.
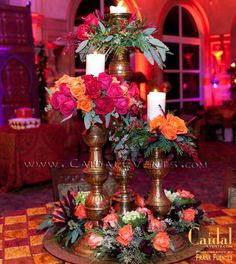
[82,124,110,225]
[143,148,171,217]
[112,158,134,215]
[108,51,132,81]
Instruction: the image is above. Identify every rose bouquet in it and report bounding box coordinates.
[164,189,211,233]
[47,72,142,129]
[68,11,170,68]
[126,112,199,160]
[86,208,171,264]
[38,191,89,247]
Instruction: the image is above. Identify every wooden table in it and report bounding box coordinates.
[0,203,235,263]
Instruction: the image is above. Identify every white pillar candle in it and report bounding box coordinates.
[110,1,127,13]
[147,90,166,121]
[86,53,105,77]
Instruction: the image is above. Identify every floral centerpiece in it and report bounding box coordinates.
[39,189,210,264]
[47,72,142,129]
[67,11,170,68]
[125,111,199,161]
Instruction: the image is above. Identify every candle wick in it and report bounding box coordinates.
[159,104,166,117]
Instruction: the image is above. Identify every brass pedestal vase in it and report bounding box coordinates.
[82,125,110,225]
[144,148,171,218]
[112,159,134,215]
[108,51,132,81]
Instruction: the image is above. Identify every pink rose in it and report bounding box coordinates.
[51,91,64,110]
[94,97,114,116]
[77,24,90,40]
[59,97,77,117]
[59,83,71,96]
[114,97,129,115]
[128,82,140,99]
[98,72,112,90]
[83,13,99,26]
[87,233,103,249]
[182,208,196,222]
[177,189,194,199]
[103,213,119,228]
[136,207,153,220]
[106,83,124,97]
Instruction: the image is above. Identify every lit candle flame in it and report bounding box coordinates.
[231,62,236,68]
[117,1,123,7]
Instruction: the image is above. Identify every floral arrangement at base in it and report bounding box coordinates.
[39,191,89,247]
[39,189,210,264]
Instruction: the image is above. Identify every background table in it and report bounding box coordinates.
[0,124,65,193]
[0,204,235,264]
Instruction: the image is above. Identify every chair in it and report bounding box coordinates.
[51,167,117,201]
[205,107,224,141]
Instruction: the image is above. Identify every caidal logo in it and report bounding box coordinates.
[188,227,232,246]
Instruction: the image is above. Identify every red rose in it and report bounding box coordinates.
[98,72,112,90]
[83,13,99,26]
[107,83,124,97]
[77,24,90,40]
[82,75,101,99]
[103,212,119,228]
[128,82,140,99]
[94,97,114,116]
[114,97,129,115]
[59,83,71,96]
[74,204,87,219]
[135,195,145,208]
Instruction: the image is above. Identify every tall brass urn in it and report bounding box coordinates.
[82,125,110,225]
[144,148,171,217]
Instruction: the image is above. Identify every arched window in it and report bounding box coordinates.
[162,6,201,113]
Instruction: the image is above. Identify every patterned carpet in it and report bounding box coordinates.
[0,140,236,216]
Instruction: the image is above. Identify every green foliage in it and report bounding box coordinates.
[76,15,170,69]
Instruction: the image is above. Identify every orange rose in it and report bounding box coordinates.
[84,221,93,230]
[177,189,194,199]
[166,114,188,135]
[103,213,119,228]
[55,74,71,88]
[70,83,85,99]
[135,195,145,208]
[149,115,166,132]
[87,233,103,249]
[182,208,196,222]
[74,204,87,219]
[148,218,163,232]
[153,232,170,252]
[161,123,177,140]
[77,95,93,113]
[116,224,134,246]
